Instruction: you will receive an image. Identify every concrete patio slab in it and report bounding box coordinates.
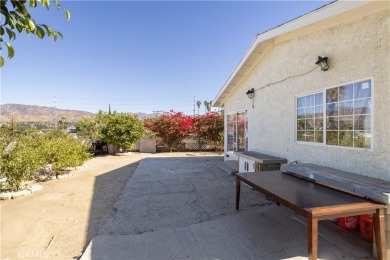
[82,155,374,260]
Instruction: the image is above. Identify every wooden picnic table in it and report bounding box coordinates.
[235,171,387,260]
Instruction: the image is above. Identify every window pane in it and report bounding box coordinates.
[297,108,305,119]
[339,116,353,130]
[354,80,371,99]
[237,113,245,152]
[326,131,338,145]
[305,131,314,142]
[315,93,323,106]
[314,118,323,130]
[326,117,338,130]
[326,87,338,103]
[354,98,371,115]
[315,106,323,117]
[306,119,314,130]
[297,131,305,142]
[296,79,371,149]
[326,103,338,116]
[297,97,305,108]
[314,131,323,143]
[297,119,305,131]
[354,115,371,130]
[306,107,315,118]
[305,94,315,107]
[339,101,353,115]
[296,92,324,144]
[354,131,371,148]
[227,114,237,152]
[339,131,353,147]
[339,84,353,101]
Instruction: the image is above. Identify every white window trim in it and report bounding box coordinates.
[226,112,237,152]
[294,77,373,151]
[226,110,247,152]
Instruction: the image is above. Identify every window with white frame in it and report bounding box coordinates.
[297,92,324,143]
[227,112,247,152]
[296,79,372,149]
[227,113,237,152]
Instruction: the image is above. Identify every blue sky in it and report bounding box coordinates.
[1,1,331,115]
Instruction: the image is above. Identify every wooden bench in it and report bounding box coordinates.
[235,171,387,260]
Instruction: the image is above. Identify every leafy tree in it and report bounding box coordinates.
[1,133,46,190]
[41,130,91,173]
[193,112,224,151]
[0,129,91,190]
[75,111,115,141]
[0,125,12,152]
[204,101,211,113]
[144,110,194,152]
[75,118,97,140]
[196,100,201,115]
[0,0,71,67]
[100,113,145,151]
[58,116,68,130]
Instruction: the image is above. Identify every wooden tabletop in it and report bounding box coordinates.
[235,171,387,260]
[236,171,385,218]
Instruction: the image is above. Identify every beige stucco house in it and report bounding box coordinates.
[213,0,389,255]
[214,0,389,181]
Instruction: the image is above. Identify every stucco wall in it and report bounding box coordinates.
[224,9,390,181]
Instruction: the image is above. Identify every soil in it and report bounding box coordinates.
[0,153,146,260]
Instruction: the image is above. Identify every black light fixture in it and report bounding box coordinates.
[246,88,255,99]
[315,56,329,71]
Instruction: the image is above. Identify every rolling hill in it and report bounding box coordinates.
[0,104,94,123]
[0,104,154,123]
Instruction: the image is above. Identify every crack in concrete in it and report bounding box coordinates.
[249,202,273,207]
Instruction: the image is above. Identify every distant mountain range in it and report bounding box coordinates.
[0,104,153,123]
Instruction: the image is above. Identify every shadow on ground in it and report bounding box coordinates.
[81,159,141,257]
[82,155,373,260]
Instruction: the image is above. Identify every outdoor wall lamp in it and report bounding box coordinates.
[315,56,329,71]
[246,88,255,99]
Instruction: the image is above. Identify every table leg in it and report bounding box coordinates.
[373,208,387,260]
[236,176,240,211]
[307,217,318,260]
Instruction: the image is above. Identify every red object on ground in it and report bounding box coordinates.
[337,216,359,231]
[359,214,373,241]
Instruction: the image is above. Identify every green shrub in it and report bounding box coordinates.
[1,135,45,190]
[100,113,145,151]
[0,129,91,190]
[41,130,92,174]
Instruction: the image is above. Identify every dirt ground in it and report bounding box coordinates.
[0,153,146,260]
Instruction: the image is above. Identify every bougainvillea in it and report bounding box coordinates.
[193,112,224,150]
[144,110,194,152]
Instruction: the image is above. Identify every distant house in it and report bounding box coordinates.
[213,1,389,255]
